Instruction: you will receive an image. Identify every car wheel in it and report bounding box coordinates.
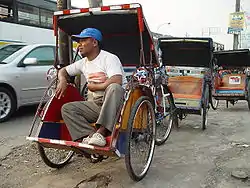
[0,87,16,123]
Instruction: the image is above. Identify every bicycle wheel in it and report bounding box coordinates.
[125,96,156,181]
[247,82,250,111]
[80,83,88,100]
[201,84,209,130]
[210,97,219,110]
[38,143,74,168]
[155,85,174,146]
[209,87,219,110]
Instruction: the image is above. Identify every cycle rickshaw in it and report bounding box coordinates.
[213,49,250,110]
[26,3,174,181]
[158,37,216,130]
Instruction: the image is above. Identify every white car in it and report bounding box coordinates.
[0,44,82,122]
[0,43,27,61]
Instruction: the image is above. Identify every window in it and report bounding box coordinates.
[40,9,53,28]
[0,3,13,21]
[0,44,26,62]
[17,3,54,28]
[56,47,83,63]
[25,47,55,66]
[18,3,39,25]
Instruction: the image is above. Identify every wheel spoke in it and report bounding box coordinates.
[0,108,7,119]
[155,87,173,145]
[39,145,74,167]
[0,109,4,115]
[0,92,12,120]
[3,101,10,106]
[126,97,156,181]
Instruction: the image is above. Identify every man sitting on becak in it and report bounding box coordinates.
[55,28,126,147]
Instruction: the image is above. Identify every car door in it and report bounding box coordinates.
[18,46,55,104]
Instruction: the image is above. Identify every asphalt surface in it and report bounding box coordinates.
[1,101,250,188]
[0,105,36,158]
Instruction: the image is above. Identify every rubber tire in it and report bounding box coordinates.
[211,98,219,110]
[125,96,156,181]
[38,143,74,169]
[0,87,16,123]
[247,82,250,111]
[174,114,179,129]
[209,87,219,110]
[80,83,88,100]
[201,84,209,130]
[155,85,175,146]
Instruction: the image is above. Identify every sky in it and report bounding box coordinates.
[70,0,250,50]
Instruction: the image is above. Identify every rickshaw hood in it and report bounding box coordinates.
[214,49,250,68]
[54,4,159,67]
[158,37,213,68]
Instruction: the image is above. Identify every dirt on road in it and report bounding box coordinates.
[1,102,250,188]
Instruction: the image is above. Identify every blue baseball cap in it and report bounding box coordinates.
[71,28,102,42]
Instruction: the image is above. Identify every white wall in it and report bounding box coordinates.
[0,22,55,44]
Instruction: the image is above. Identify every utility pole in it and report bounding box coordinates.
[233,0,241,49]
[57,0,71,66]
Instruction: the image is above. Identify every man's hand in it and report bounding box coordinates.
[88,72,107,83]
[55,79,68,99]
[55,68,70,99]
[87,75,122,92]
[87,82,104,92]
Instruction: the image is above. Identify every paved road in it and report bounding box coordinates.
[1,101,250,188]
[0,105,36,158]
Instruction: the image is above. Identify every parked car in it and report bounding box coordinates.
[0,43,27,62]
[0,44,82,122]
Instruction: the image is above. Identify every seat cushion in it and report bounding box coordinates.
[216,74,246,90]
[168,76,203,99]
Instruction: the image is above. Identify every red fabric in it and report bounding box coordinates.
[137,8,144,32]
[60,123,72,141]
[43,84,84,122]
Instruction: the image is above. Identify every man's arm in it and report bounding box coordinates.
[58,67,70,83]
[55,67,70,99]
[55,60,83,99]
[87,75,122,92]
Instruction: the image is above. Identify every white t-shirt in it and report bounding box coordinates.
[66,50,126,99]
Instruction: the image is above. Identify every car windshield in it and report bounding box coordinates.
[0,44,26,62]
[2,45,82,64]
[2,45,31,64]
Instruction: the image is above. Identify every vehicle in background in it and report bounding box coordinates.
[0,43,27,61]
[0,0,78,45]
[163,40,225,77]
[165,66,209,77]
[0,44,82,122]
